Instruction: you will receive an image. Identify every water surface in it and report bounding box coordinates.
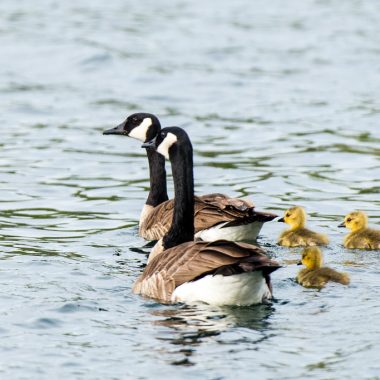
[1,0,380,379]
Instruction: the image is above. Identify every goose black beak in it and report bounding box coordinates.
[278,217,285,223]
[338,221,346,228]
[141,136,157,149]
[103,122,126,135]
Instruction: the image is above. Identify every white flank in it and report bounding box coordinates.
[195,221,263,242]
[172,272,271,306]
[157,132,178,160]
[129,117,152,141]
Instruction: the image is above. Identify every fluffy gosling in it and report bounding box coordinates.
[297,247,350,288]
[339,211,380,249]
[278,206,329,247]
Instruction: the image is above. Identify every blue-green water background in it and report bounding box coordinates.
[1,1,380,379]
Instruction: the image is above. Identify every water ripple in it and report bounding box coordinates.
[1,0,380,379]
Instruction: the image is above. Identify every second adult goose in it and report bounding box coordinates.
[132,127,281,305]
[103,113,276,242]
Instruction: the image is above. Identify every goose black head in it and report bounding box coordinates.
[142,127,192,160]
[103,112,161,143]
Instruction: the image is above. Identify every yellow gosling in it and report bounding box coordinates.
[339,211,380,249]
[297,247,350,288]
[278,206,329,247]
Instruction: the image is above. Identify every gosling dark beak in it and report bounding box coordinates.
[338,222,346,228]
[141,136,157,149]
[297,261,302,266]
[103,122,126,135]
[278,217,285,223]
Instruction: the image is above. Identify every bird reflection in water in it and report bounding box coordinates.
[150,302,274,366]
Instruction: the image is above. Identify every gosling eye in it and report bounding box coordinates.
[286,213,291,217]
[347,218,352,222]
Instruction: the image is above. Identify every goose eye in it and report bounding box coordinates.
[161,132,166,138]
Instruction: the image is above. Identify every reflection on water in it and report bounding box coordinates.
[151,303,274,366]
[1,0,380,378]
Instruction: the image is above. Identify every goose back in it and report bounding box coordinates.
[133,240,280,302]
[140,194,276,241]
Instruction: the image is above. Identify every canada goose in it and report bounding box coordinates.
[103,113,276,242]
[278,206,329,247]
[297,247,350,288]
[132,127,281,305]
[339,211,380,249]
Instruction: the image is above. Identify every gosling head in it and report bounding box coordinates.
[339,211,368,232]
[278,206,307,229]
[142,127,192,160]
[103,112,161,143]
[298,247,323,270]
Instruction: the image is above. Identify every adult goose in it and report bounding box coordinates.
[132,127,280,305]
[103,113,276,242]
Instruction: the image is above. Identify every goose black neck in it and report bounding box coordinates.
[145,148,169,207]
[163,142,194,249]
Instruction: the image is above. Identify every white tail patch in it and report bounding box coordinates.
[129,118,152,141]
[195,221,263,242]
[172,271,271,306]
[157,132,177,159]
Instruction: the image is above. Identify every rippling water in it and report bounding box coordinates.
[1,0,380,379]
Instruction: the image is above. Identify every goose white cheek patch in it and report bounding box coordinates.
[129,118,152,141]
[157,133,177,159]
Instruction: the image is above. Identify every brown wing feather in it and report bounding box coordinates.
[198,193,254,209]
[140,194,276,241]
[140,200,174,240]
[133,240,280,302]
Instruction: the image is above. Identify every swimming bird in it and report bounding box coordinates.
[103,113,276,242]
[278,206,329,247]
[339,211,380,249]
[132,127,281,305]
[296,247,350,288]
